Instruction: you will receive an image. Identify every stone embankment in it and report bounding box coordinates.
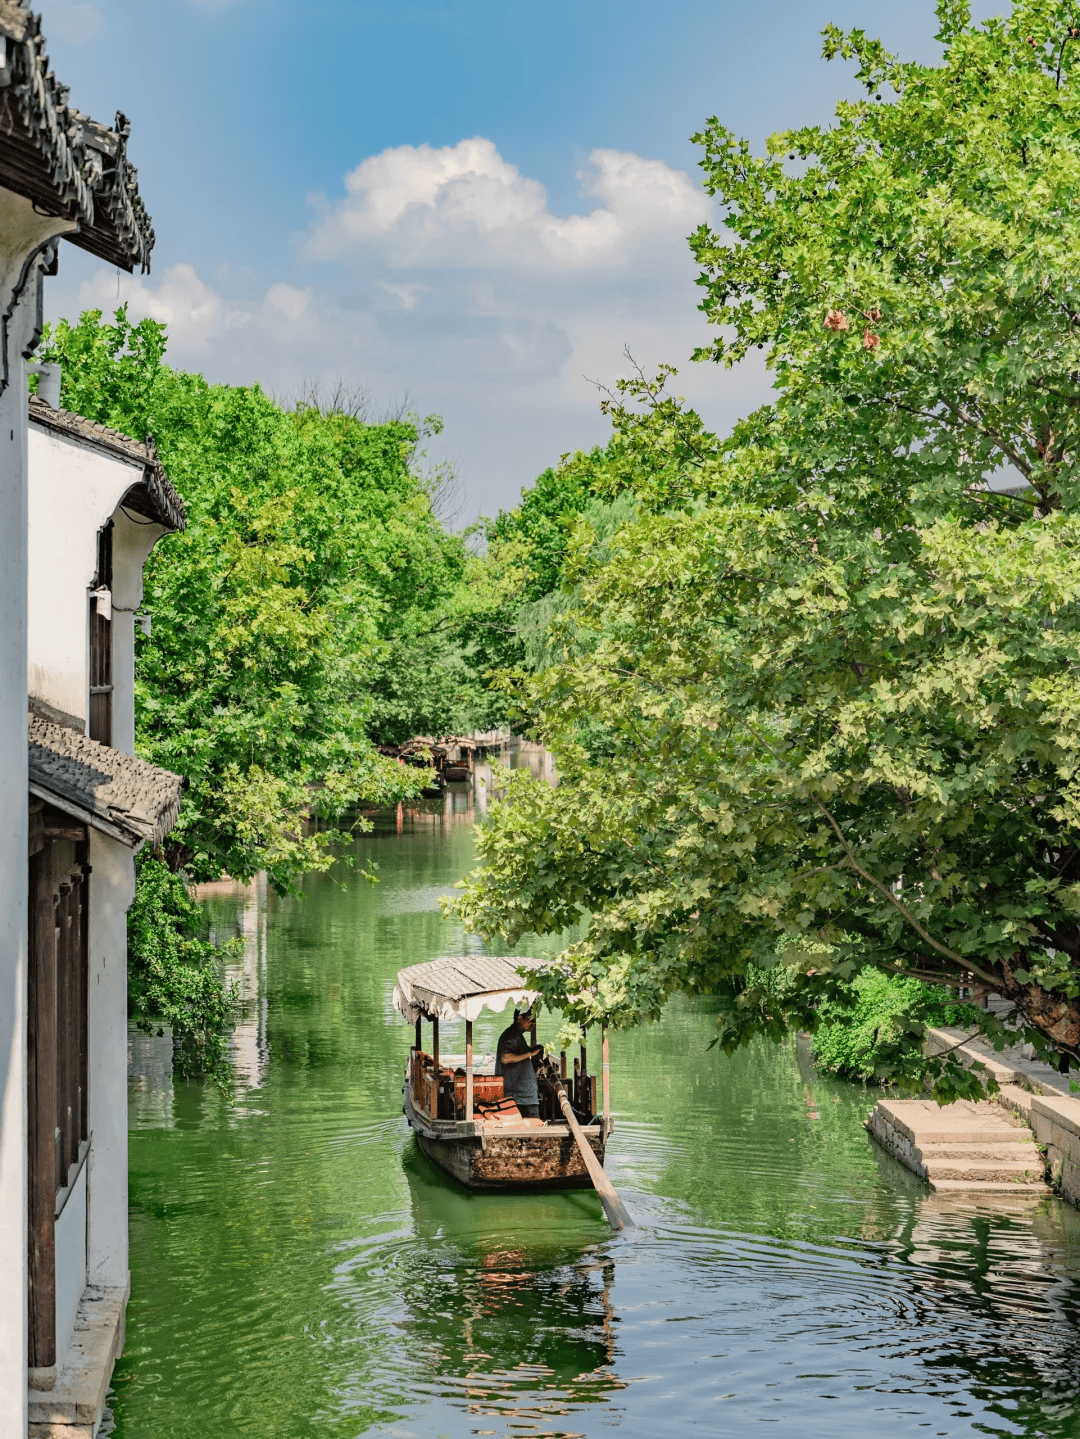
[867,1098,1049,1196]
[866,1020,1080,1205]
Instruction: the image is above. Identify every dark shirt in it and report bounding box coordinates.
[494,1024,539,1107]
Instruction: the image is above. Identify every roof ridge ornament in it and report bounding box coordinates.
[0,5,154,272]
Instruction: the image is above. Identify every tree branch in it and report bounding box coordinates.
[807,791,1001,986]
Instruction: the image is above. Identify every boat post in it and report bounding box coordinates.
[431,1017,440,1120]
[602,1024,610,1133]
[465,1018,473,1121]
[414,1017,421,1053]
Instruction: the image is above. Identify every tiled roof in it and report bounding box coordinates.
[0,2,154,271]
[29,712,182,848]
[29,396,186,532]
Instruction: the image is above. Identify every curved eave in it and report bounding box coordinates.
[0,5,154,272]
[29,396,186,532]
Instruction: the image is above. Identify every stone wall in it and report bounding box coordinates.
[866,1104,924,1176]
[998,1085,1080,1208]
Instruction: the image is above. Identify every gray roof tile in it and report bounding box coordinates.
[29,712,182,847]
[0,2,154,271]
[396,955,551,1002]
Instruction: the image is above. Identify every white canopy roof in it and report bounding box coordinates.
[393,955,551,1025]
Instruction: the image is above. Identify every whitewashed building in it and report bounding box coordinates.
[0,6,172,1436]
[23,400,185,1435]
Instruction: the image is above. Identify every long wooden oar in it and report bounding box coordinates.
[547,1068,634,1232]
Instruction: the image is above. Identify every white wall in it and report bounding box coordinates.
[110,508,166,755]
[26,427,145,726]
[0,186,78,1428]
[0,284,33,1436]
[85,830,135,1292]
[53,1163,87,1367]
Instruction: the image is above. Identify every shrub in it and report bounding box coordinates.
[812,969,983,1087]
[127,851,242,1083]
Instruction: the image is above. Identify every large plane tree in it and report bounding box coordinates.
[454,1,1080,1096]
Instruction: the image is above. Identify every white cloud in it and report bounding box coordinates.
[264,282,313,322]
[305,139,709,277]
[61,140,770,516]
[102,263,251,350]
[379,281,426,311]
[44,0,103,43]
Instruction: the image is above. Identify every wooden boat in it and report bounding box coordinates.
[394,956,612,1191]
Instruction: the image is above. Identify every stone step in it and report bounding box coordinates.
[902,1123,1030,1143]
[875,1100,1032,1146]
[922,1157,1045,1184]
[915,1142,1042,1161]
[867,1097,1054,1200]
[929,1177,1052,1196]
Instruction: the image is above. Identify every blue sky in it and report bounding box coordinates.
[41,0,945,518]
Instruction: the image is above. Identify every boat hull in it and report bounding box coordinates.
[403,1073,608,1192]
[416,1127,605,1191]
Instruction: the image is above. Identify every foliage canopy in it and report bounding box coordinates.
[454,1,1080,1096]
[43,308,479,892]
[126,851,242,1082]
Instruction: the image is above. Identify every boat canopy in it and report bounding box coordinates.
[393,955,550,1025]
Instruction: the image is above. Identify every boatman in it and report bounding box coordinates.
[495,1009,544,1118]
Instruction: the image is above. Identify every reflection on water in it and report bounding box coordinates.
[345,1148,624,1436]
[116,797,1080,1438]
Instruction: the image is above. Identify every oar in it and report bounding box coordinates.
[546,1067,634,1232]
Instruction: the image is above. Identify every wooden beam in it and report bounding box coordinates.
[57,882,74,1174]
[431,1017,439,1121]
[41,824,87,844]
[602,1024,610,1132]
[28,783,136,848]
[78,863,90,1142]
[465,1019,473,1121]
[28,847,57,1370]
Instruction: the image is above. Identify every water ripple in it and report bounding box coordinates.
[112,831,1080,1439]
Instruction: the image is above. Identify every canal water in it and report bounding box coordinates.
[115,794,1080,1439]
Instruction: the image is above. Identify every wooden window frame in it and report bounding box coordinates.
[89,522,112,746]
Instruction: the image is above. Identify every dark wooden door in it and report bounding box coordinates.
[27,834,90,1370]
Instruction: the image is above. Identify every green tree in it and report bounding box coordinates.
[453,1,1080,1095]
[42,308,475,891]
[487,450,604,601]
[43,309,485,1072]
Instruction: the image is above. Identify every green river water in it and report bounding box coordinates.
[114,795,1080,1438]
